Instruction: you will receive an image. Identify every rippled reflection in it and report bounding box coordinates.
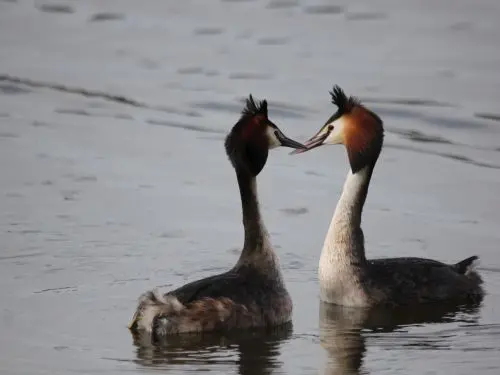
[319,300,483,375]
[131,323,292,374]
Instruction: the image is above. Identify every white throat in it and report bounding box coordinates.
[318,166,372,305]
[330,166,371,231]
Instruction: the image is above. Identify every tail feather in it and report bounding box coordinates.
[454,255,479,275]
[130,292,255,336]
[129,289,184,333]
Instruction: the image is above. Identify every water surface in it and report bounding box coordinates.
[1,0,500,374]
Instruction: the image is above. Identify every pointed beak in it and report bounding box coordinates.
[275,131,307,150]
[290,127,331,155]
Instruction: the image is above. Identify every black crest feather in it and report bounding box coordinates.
[241,94,268,117]
[329,85,359,113]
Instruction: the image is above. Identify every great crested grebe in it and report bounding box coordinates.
[292,85,484,307]
[129,95,305,337]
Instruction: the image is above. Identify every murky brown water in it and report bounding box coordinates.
[1,0,500,374]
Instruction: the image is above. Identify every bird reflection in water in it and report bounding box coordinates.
[319,298,483,375]
[131,322,292,375]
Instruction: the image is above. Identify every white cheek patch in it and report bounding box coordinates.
[266,127,281,149]
[325,118,345,145]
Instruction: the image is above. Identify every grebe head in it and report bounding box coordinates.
[293,85,384,173]
[225,94,305,176]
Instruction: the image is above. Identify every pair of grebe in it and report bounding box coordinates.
[129,86,483,338]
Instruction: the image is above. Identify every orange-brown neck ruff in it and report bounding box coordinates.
[342,106,384,174]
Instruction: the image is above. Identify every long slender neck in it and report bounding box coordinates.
[322,163,375,265]
[234,168,277,270]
